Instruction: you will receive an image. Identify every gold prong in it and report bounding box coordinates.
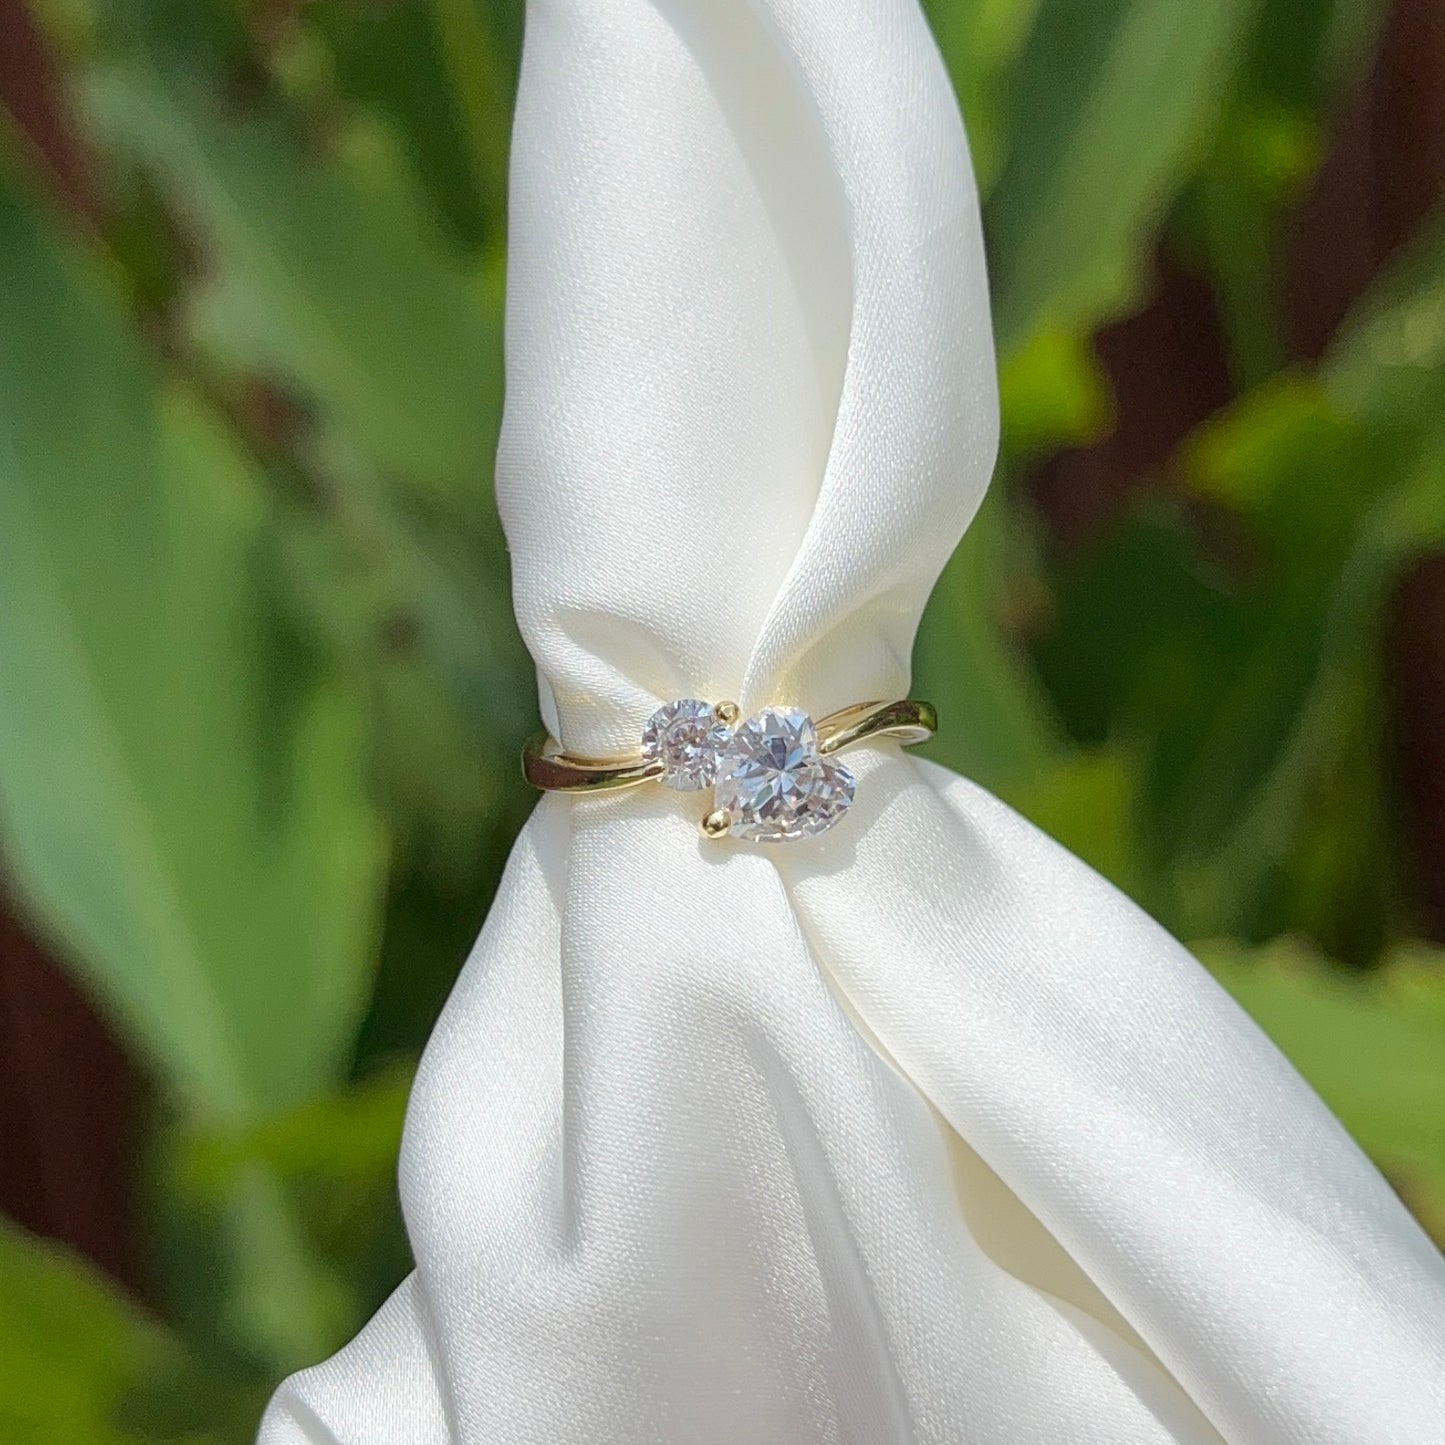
[713,700,741,726]
[701,808,731,838]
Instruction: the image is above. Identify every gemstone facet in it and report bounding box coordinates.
[640,699,732,791]
[713,707,855,842]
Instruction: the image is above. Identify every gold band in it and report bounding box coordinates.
[522,698,936,794]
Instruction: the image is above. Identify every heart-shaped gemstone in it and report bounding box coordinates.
[713,707,856,841]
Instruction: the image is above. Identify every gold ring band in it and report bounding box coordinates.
[522,698,936,794]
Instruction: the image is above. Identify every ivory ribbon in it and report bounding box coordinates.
[261,0,1445,1439]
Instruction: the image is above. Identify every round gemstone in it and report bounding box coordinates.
[640,699,732,791]
[713,707,855,842]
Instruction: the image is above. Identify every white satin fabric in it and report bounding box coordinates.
[261,0,1445,1440]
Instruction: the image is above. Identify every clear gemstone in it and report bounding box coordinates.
[640,699,732,791]
[713,707,855,842]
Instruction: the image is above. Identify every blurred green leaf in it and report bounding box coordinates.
[1040,190,1445,940]
[0,175,388,1369]
[275,427,533,863]
[83,62,504,510]
[1034,500,1258,848]
[1202,938,1445,1229]
[0,1218,265,1443]
[1008,745,1147,899]
[296,0,514,254]
[184,1064,412,1192]
[1165,209,1445,935]
[1320,0,1390,90]
[84,0,251,75]
[1189,100,1318,386]
[998,325,1112,459]
[0,1220,171,1443]
[1325,200,1445,448]
[915,489,1062,796]
[1182,0,1381,386]
[172,1067,416,1334]
[988,0,1259,354]
[0,182,386,1120]
[924,0,1041,193]
[1238,0,1378,113]
[79,42,535,869]
[425,0,513,236]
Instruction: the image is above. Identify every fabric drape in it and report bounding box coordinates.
[261,0,1445,1440]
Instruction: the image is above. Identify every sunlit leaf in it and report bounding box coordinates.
[1201,938,1445,1234]
[83,62,504,511]
[298,0,515,253]
[424,0,514,236]
[914,489,1062,796]
[1159,240,1445,937]
[1007,745,1148,901]
[1044,192,1445,937]
[184,1064,412,1192]
[0,176,388,1368]
[78,54,533,862]
[1326,200,1445,455]
[0,183,385,1119]
[0,1220,165,1443]
[0,1218,262,1444]
[987,0,1259,354]
[998,326,1112,460]
[923,0,1042,194]
[1181,0,1383,385]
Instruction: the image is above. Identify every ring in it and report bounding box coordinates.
[523,698,936,842]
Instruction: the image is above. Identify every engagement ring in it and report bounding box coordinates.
[523,698,936,842]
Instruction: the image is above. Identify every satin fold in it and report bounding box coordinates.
[262,0,1445,1439]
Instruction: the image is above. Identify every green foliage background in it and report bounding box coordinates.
[0,0,1442,1437]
